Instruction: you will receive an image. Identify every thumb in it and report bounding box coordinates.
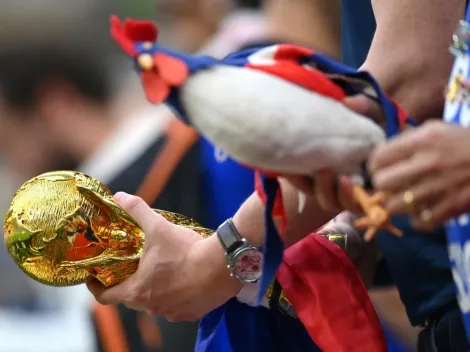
[343,95,385,125]
[114,192,168,235]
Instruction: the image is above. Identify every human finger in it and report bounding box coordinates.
[372,152,440,192]
[412,183,470,230]
[337,176,362,213]
[115,192,168,236]
[314,170,342,211]
[386,167,470,214]
[343,95,385,125]
[86,278,134,306]
[283,175,315,195]
[368,128,424,174]
[369,121,447,173]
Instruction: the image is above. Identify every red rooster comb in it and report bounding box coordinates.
[110,15,189,104]
[110,15,158,57]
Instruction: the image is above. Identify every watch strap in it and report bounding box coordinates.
[268,280,282,309]
[217,218,243,253]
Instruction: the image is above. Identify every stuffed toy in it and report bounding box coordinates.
[110,16,415,352]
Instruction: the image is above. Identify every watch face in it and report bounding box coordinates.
[232,247,263,282]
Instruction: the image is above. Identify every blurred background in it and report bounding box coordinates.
[0,0,417,351]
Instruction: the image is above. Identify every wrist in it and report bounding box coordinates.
[359,60,445,121]
[232,211,264,248]
[207,225,269,308]
[201,234,243,297]
[200,234,269,308]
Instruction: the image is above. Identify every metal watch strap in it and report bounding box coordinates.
[217,218,243,253]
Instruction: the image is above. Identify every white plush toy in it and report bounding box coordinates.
[110,16,411,352]
[110,16,409,237]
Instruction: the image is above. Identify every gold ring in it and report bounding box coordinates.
[403,191,415,206]
[420,209,433,223]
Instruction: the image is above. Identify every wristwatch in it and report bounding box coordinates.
[216,219,263,283]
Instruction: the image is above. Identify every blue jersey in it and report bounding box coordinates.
[444,5,470,339]
[200,137,254,229]
[341,0,376,68]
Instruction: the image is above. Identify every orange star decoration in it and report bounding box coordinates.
[352,185,403,241]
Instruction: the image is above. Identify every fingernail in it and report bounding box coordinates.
[114,192,128,202]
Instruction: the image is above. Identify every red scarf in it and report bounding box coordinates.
[255,173,387,352]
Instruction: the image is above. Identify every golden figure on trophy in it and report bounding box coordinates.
[4,170,212,287]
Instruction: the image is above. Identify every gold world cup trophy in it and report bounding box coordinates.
[3,171,213,287]
[4,170,346,315]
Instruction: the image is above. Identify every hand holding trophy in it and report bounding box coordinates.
[3,170,212,287]
[3,169,350,322]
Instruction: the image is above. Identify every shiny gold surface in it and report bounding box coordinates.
[4,171,212,287]
[320,233,347,251]
[4,171,347,312]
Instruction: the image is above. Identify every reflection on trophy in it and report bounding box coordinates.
[3,171,212,287]
[4,170,347,316]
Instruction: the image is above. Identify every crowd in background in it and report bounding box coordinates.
[0,0,441,351]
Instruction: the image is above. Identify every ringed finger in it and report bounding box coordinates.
[411,184,470,230]
[387,167,470,215]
